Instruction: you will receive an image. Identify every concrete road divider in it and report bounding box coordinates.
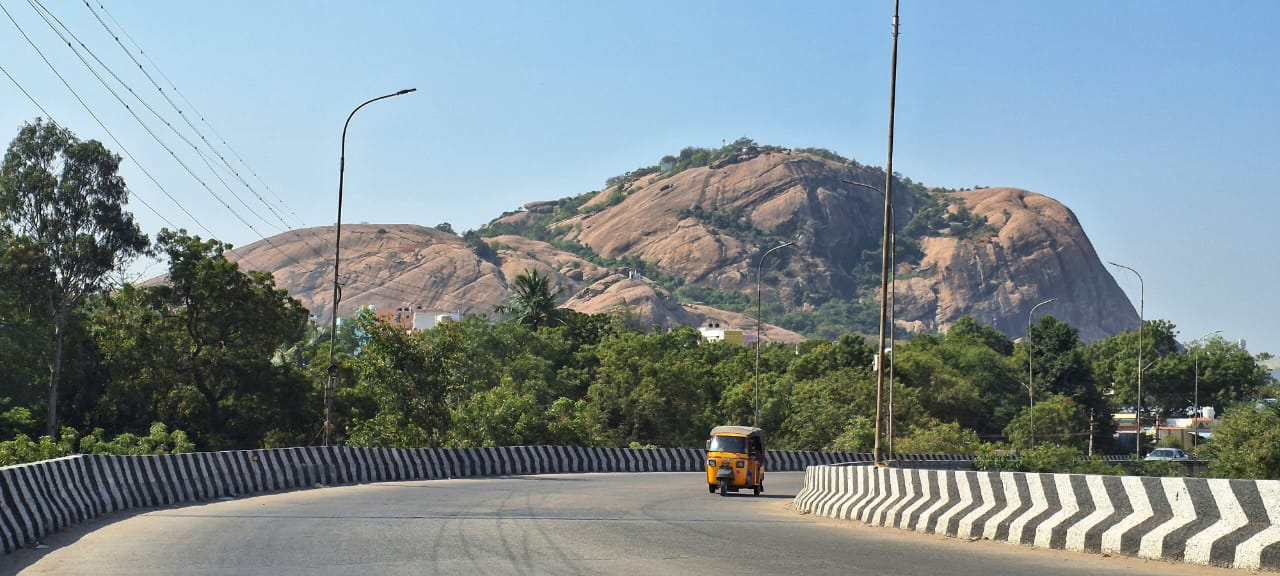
[794,464,1280,572]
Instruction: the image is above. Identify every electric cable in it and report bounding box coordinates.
[88,0,308,231]
[26,0,287,235]
[80,0,341,266]
[1,2,207,235]
[0,62,175,230]
[18,0,295,263]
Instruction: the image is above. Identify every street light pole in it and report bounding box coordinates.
[754,240,795,428]
[1108,261,1144,455]
[1192,329,1221,449]
[873,0,901,467]
[1026,297,1056,448]
[843,178,896,459]
[325,88,416,446]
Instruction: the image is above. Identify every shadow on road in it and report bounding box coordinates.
[0,503,164,573]
[712,492,795,499]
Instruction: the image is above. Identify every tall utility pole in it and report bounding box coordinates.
[1192,329,1221,450]
[1108,261,1143,455]
[843,177,896,457]
[326,88,416,446]
[1026,298,1056,447]
[754,240,795,428]
[873,0,901,467]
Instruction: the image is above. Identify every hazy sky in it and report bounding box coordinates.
[2,1,1276,354]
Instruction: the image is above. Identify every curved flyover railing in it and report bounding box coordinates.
[1,445,879,555]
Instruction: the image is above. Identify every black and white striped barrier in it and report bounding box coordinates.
[0,445,863,555]
[794,465,1280,571]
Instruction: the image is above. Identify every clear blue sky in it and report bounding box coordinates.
[2,1,1277,354]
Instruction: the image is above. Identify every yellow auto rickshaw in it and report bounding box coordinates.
[705,425,765,496]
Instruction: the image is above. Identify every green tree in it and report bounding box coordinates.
[1172,336,1271,414]
[0,398,39,439]
[343,310,613,449]
[346,314,456,447]
[779,368,877,451]
[894,419,982,455]
[447,378,548,447]
[946,316,1014,355]
[1199,402,1280,479]
[584,327,719,447]
[90,230,311,449]
[716,341,790,432]
[894,327,1022,437]
[0,230,51,417]
[85,283,175,433]
[1027,316,1111,448]
[496,269,568,328]
[1087,319,1179,411]
[0,119,150,435]
[787,334,874,381]
[1004,393,1089,450]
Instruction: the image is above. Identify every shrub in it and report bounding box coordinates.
[894,420,981,455]
[0,423,195,467]
[973,444,1122,475]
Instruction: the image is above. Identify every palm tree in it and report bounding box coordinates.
[496,269,566,328]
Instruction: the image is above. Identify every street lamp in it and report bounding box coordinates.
[873,0,901,467]
[1107,261,1144,455]
[1192,329,1221,449]
[325,88,416,446]
[844,179,896,459]
[1026,297,1056,447]
[754,239,795,428]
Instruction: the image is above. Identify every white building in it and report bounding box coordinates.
[412,310,461,331]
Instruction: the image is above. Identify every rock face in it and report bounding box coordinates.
[227,225,802,340]
[548,152,910,297]
[227,225,508,322]
[224,151,1138,342]
[899,187,1138,341]
[561,272,805,343]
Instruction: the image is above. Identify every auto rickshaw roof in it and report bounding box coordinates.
[710,425,764,438]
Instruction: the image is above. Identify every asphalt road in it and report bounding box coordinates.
[0,471,1249,575]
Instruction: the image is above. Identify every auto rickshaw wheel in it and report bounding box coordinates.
[708,484,716,494]
[718,480,728,496]
[753,484,761,496]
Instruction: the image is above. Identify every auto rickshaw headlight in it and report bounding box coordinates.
[736,460,745,468]
[707,459,716,467]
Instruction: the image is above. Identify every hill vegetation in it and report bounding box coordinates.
[4,121,1277,478]
[472,137,994,338]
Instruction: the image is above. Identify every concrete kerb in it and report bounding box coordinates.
[793,464,1280,572]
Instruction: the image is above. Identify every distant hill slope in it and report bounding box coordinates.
[225,144,1138,342]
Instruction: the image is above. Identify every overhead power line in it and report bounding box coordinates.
[0,2,205,234]
[19,0,298,264]
[80,0,328,264]
[0,62,176,230]
[86,0,308,231]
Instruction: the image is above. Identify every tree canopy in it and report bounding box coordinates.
[0,119,149,435]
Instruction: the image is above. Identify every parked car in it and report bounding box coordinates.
[1144,448,1191,461]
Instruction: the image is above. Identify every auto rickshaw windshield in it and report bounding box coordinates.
[708,436,748,454]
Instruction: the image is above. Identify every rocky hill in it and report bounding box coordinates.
[225,144,1138,342]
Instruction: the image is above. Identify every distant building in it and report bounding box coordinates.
[698,322,746,346]
[376,306,462,333]
[1113,409,1220,453]
[412,310,461,331]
